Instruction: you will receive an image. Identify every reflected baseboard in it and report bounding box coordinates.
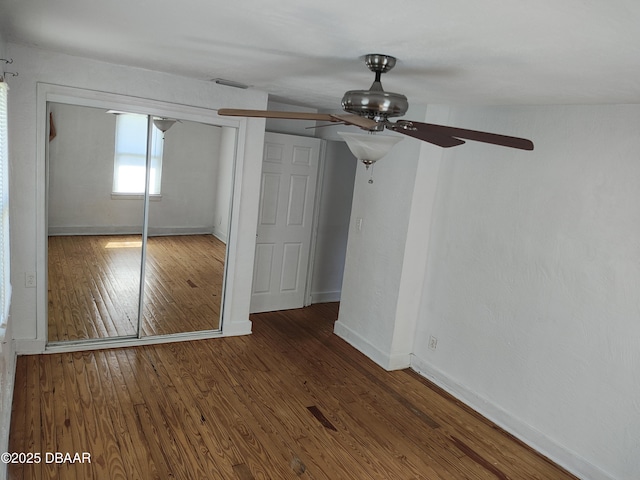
[48,226,218,236]
[211,226,228,244]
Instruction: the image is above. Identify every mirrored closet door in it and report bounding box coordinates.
[142,119,235,336]
[46,101,235,345]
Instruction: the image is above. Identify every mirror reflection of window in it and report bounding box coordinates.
[112,113,163,195]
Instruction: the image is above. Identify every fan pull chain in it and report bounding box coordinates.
[367,163,375,184]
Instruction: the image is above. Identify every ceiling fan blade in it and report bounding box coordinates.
[387,123,466,148]
[305,122,348,129]
[217,108,337,122]
[409,121,534,150]
[330,113,379,130]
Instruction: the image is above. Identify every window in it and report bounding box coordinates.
[0,80,10,337]
[112,113,163,195]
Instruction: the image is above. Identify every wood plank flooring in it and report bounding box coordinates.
[47,234,225,342]
[10,303,578,479]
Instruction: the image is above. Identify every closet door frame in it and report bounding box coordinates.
[33,83,248,354]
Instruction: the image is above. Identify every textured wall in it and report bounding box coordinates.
[48,103,225,235]
[412,104,640,480]
[335,105,425,368]
[310,140,356,302]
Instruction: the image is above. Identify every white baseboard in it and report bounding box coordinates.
[310,290,341,304]
[410,354,616,480]
[211,226,228,244]
[333,321,410,371]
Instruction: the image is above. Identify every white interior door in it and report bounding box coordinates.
[250,132,322,313]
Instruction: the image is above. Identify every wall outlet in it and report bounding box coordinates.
[25,272,36,288]
[428,335,438,351]
[356,217,363,232]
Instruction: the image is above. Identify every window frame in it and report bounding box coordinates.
[0,80,11,346]
[111,112,164,197]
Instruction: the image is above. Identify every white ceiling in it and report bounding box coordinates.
[2,0,640,111]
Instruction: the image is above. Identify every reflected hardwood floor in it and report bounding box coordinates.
[48,234,225,342]
[11,303,578,479]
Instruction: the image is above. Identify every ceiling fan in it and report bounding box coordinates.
[218,53,534,156]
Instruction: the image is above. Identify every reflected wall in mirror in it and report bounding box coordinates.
[47,102,144,342]
[47,102,235,344]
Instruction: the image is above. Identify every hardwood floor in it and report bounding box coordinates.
[47,234,225,343]
[10,303,577,479]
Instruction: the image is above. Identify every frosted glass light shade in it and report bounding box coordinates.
[338,131,403,166]
[152,117,177,133]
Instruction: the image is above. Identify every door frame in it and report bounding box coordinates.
[304,139,327,307]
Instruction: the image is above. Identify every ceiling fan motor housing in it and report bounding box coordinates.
[341,54,408,123]
[341,89,408,122]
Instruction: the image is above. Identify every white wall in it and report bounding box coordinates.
[7,43,267,347]
[212,127,236,242]
[149,119,221,234]
[310,140,356,303]
[334,105,425,369]
[335,102,639,479]
[411,104,640,480]
[47,103,136,230]
[48,103,226,235]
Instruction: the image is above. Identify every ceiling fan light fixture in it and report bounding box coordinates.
[338,131,403,168]
[152,117,177,133]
